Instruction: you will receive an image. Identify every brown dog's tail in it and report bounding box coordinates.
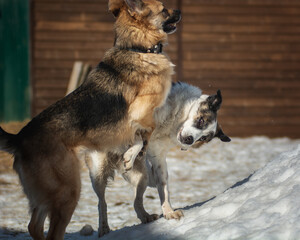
[0,127,17,155]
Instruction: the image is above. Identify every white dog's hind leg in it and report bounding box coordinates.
[85,151,113,237]
[124,155,159,223]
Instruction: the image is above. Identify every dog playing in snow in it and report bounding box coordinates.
[0,0,181,239]
[83,82,231,237]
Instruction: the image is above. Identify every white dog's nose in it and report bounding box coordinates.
[180,135,194,145]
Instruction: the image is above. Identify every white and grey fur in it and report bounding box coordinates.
[83,82,230,237]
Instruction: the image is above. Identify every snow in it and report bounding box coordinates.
[1,136,300,239]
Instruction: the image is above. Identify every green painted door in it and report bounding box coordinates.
[0,0,30,122]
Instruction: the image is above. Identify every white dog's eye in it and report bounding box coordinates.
[196,117,204,129]
[199,136,207,141]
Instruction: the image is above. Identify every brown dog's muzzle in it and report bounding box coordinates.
[163,9,181,34]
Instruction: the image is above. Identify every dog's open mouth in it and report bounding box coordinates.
[163,22,178,34]
[164,23,177,34]
[163,10,181,34]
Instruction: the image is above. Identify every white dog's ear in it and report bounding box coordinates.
[208,90,222,111]
[125,0,144,14]
[215,123,231,142]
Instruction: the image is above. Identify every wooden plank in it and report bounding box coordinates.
[184,0,300,5]
[185,79,300,89]
[195,89,300,98]
[35,79,68,88]
[183,52,300,61]
[35,12,114,22]
[183,24,300,34]
[181,43,300,53]
[183,61,300,71]
[221,106,300,117]
[183,70,300,80]
[35,41,113,50]
[34,50,106,61]
[35,31,114,41]
[34,98,60,107]
[35,2,109,13]
[220,115,300,125]
[182,33,300,43]
[36,0,109,3]
[222,125,300,139]
[78,63,92,86]
[34,69,72,78]
[66,61,83,95]
[35,89,66,98]
[35,21,113,31]
[222,98,300,107]
[34,60,75,69]
[183,15,300,25]
[182,5,300,15]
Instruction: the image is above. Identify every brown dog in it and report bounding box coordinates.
[0,1,181,239]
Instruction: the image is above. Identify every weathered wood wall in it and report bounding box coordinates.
[32,0,300,138]
[181,0,300,138]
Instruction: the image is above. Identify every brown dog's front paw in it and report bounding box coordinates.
[164,209,184,220]
[140,213,159,224]
[98,225,110,238]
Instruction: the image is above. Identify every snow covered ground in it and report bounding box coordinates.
[0,136,299,239]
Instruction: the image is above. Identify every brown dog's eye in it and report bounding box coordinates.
[196,117,204,129]
[162,8,169,17]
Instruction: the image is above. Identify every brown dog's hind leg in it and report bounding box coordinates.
[45,150,81,240]
[46,200,77,240]
[28,207,47,240]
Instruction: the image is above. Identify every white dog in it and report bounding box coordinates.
[83,82,230,237]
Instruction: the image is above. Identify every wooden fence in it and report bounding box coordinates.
[31,0,300,138]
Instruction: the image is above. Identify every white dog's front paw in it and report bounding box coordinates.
[123,149,137,171]
[123,160,134,171]
[164,209,184,220]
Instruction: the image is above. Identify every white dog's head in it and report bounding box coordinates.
[177,90,230,149]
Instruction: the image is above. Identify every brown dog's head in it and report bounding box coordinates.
[108,0,181,50]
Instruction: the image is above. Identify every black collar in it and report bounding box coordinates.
[125,43,163,54]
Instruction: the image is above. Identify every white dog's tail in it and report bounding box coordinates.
[0,127,17,155]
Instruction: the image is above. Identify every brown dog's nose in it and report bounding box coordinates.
[174,9,181,15]
[173,9,181,21]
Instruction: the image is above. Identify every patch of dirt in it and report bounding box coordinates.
[0,121,29,173]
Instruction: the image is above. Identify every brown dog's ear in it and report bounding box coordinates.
[108,0,124,17]
[215,123,231,142]
[125,0,144,14]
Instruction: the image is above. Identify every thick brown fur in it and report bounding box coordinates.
[0,1,181,239]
